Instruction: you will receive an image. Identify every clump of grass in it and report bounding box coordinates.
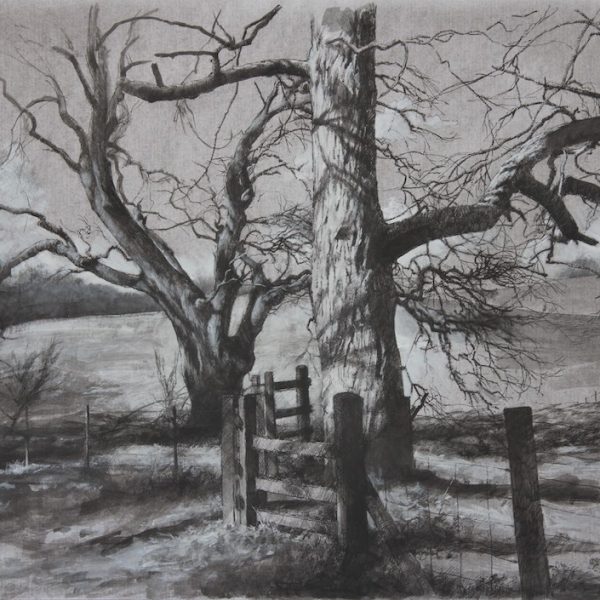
[431,570,516,597]
[550,562,600,597]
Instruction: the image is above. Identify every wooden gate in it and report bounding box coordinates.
[221,366,368,552]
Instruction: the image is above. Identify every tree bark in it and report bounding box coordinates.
[173,321,254,434]
[309,5,414,479]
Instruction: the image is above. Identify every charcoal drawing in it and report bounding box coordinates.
[1,1,599,598]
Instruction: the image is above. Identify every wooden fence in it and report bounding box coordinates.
[398,406,551,600]
[221,366,369,552]
[222,368,553,598]
[504,407,550,600]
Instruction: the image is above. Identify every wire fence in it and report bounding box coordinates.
[4,393,600,594]
[378,437,600,592]
[1,401,189,481]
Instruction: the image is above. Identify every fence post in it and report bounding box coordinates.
[221,395,238,525]
[239,393,258,526]
[172,405,179,483]
[258,371,278,480]
[334,392,368,556]
[296,365,311,441]
[24,406,30,467]
[486,466,494,593]
[455,465,463,590]
[504,407,550,600]
[84,404,90,469]
[253,373,267,506]
[426,458,433,578]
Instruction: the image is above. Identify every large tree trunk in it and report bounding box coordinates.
[173,320,254,435]
[309,5,414,479]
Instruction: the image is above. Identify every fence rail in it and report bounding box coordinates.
[275,405,312,419]
[221,367,387,556]
[255,476,336,503]
[8,365,596,600]
[255,509,335,536]
[252,435,332,457]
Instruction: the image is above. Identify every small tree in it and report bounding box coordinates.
[0,341,61,465]
[153,349,187,424]
[153,349,187,480]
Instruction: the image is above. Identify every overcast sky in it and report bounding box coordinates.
[2,0,600,282]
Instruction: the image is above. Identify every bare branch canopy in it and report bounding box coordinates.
[379,116,600,262]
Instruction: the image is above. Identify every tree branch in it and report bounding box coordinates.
[102,5,282,51]
[235,269,311,345]
[563,175,600,204]
[45,74,89,153]
[0,204,73,245]
[0,240,61,284]
[0,238,144,290]
[0,205,145,289]
[379,204,506,261]
[79,6,205,313]
[517,172,598,245]
[121,59,309,102]
[101,14,233,48]
[499,66,600,101]
[51,46,96,107]
[0,77,80,172]
[379,116,600,261]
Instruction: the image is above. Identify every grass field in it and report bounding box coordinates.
[0,280,599,598]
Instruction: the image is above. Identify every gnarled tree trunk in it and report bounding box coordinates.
[172,316,255,434]
[309,5,413,478]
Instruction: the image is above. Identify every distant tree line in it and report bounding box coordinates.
[0,267,157,328]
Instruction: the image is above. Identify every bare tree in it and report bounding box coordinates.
[118,4,600,476]
[0,341,61,464]
[0,6,311,432]
[384,7,600,416]
[153,349,187,422]
[3,4,600,479]
[306,6,600,473]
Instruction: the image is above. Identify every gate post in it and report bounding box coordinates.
[504,406,550,600]
[296,365,311,440]
[334,392,368,556]
[252,374,267,506]
[239,393,258,526]
[221,395,238,525]
[261,371,278,477]
[84,404,90,469]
